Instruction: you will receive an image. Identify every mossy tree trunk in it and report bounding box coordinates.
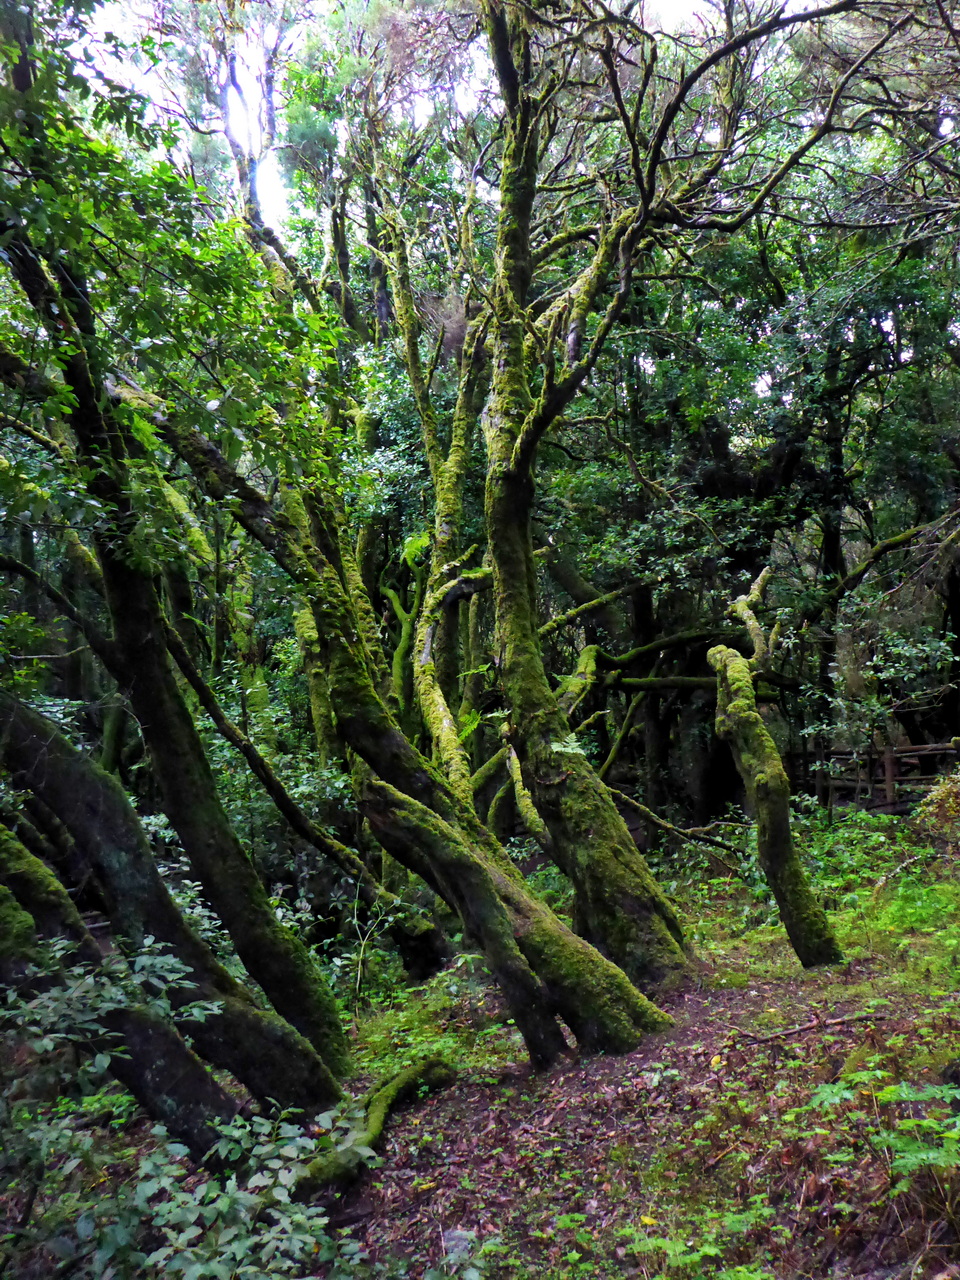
[364,778,672,1060]
[3,10,674,1071]
[95,547,349,1076]
[372,185,489,750]
[485,458,688,986]
[478,0,688,989]
[166,415,674,1067]
[0,826,239,1160]
[0,689,344,1111]
[1,228,349,1082]
[708,572,842,968]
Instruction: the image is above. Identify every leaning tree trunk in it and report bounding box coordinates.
[90,498,349,1077]
[707,572,842,968]
[0,826,239,1160]
[364,778,671,1060]
[167,415,675,1067]
[0,24,349,1072]
[316,556,674,1064]
[485,456,688,987]
[476,0,688,990]
[0,226,350,1079]
[0,690,343,1111]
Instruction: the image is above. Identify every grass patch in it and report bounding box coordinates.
[351,955,526,1081]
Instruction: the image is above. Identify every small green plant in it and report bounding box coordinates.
[505,838,574,918]
[5,935,222,1058]
[6,1108,370,1279]
[424,1226,485,1280]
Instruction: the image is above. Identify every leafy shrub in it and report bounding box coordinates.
[2,1099,370,1279]
[915,768,960,848]
[0,939,381,1278]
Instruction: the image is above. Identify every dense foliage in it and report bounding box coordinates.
[5,0,960,1274]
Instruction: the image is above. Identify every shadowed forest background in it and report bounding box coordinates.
[6,0,960,1275]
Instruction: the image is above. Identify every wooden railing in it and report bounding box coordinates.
[786,742,959,812]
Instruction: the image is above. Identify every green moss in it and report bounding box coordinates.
[0,884,37,961]
[507,746,552,851]
[297,1057,456,1195]
[709,969,751,990]
[708,644,842,969]
[521,906,673,1053]
[354,979,522,1079]
[0,826,91,961]
[160,479,214,567]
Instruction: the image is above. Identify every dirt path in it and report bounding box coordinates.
[322,953,960,1279]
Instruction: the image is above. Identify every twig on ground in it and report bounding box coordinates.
[734,1011,889,1047]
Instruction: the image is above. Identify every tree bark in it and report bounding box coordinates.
[166,417,674,1066]
[485,404,688,989]
[0,825,239,1160]
[478,0,689,990]
[0,690,344,1111]
[708,630,842,968]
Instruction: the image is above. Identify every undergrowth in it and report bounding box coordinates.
[343,803,960,1278]
[8,803,960,1279]
[352,953,526,1081]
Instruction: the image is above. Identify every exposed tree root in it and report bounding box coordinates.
[296,1058,457,1197]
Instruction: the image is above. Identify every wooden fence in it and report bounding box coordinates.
[786,742,959,812]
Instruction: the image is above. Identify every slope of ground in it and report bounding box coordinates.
[325,809,960,1279]
[4,807,960,1280]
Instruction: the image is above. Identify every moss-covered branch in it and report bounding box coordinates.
[708,570,842,968]
[609,788,745,858]
[414,562,491,801]
[800,522,930,627]
[507,745,554,852]
[471,746,508,794]
[539,585,639,641]
[538,536,630,647]
[296,1058,457,1195]
[598,692,645,781]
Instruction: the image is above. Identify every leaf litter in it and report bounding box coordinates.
[322,952,960,1279]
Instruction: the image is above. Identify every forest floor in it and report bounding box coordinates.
[6,807,960,1280]
[325,810,960,1280]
